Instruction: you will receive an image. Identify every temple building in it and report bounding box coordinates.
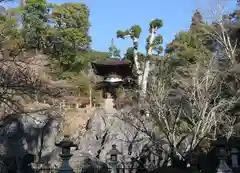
[91,39,136,100]
[91,58,136,99]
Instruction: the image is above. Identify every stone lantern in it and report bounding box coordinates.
[55,135,78,173]
[107,144,122,173]
[214,137,233,173]
[228,137,239,168]
[108,144,122,162]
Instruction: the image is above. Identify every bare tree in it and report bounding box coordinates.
[200,1,238,65]
[0,57,62,118]
[0,7,63,118]
[117,52,240,167]
[114,0,240,169]
[0,13,60,118]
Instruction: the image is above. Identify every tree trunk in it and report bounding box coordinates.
[141,29,155,96]
[141,60,150,96]
[133,37,142,86]
[20,0,26,6]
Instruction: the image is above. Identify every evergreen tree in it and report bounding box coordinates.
[46,2,91,75]
[108,38,121,59]
[165,10,212,64]
[123,47,134,61]
[190,10,204,31]
[22,0,49,51]
[116,19,163,95]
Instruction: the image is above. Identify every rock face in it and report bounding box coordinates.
[70,98,157,170]
[0,111,63,171]
[0,99,163,172]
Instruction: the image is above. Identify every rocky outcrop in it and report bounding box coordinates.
[0,99,164,172]
[0,110,63,171]
[70,103,161,170]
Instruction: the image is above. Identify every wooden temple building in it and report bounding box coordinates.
[91,58,136,99]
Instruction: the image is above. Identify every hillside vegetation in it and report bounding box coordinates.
[2,0,240,164]
[0,0,111,115]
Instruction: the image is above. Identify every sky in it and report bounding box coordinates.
[2,0,237,56]
[77,0,201,54]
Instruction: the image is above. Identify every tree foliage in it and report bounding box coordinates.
[0,0,106,108]
[118,4,240,168]
[165,10,212,64]
[45,3,91,75]
[107,38,121,59]
[116,19,164,95]
[117,25,142,39]
[0,6,60,117]
[123,47,134,61]
[22,0,49,51]
[3,0,240,168]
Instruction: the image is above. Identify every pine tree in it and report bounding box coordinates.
[116,19,163,95]
[108,38,121,59]
[190,10,204,31]
[22,0,48,51]
[47,3,91,74]
[166,10,212,63]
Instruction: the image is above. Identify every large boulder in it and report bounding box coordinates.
[0,111,62,170]
[70,105,162,170]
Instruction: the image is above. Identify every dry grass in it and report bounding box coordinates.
[61,107,96,136]
[23,102,51,111]
[0,52,100,136]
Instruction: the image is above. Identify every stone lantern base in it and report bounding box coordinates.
[217,160,233,173]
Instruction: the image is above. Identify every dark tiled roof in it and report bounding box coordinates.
[92,59,131,65]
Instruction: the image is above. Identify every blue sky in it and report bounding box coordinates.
[69,0,236,55]
[2,0,237,55]
[78,0,200,54]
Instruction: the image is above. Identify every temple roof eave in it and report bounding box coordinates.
[91,59,132,66]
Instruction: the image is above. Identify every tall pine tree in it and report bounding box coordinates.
[47,3,91,75]
[108,38,121,59]
[190,10,204,32]
[22,0,48,52]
